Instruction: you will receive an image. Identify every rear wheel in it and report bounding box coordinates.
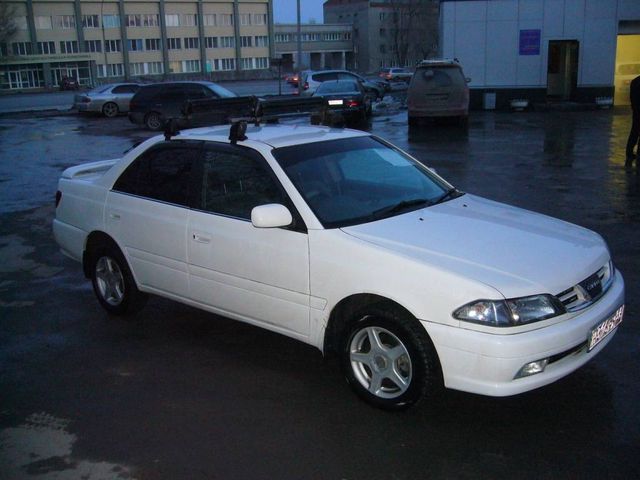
[341,306,441,410]
[90,244,147,316]
[145,111,163,131]
[102,102,119,118]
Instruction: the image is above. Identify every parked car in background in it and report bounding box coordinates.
[74,83,142,118]
[301,70,386,100]
[128,81,236,130]
[379,67,414,82]
[59,76,80,91]
[407,59,470,127]
[312,80,371,124]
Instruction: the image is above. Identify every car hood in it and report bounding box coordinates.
[341,194,609,298]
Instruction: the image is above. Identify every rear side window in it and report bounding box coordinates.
[113,142,201,207]
[132,85,161,101]
[112,84,139,94]
[314,72,338,82]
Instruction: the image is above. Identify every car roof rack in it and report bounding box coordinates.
[163,94,332,143]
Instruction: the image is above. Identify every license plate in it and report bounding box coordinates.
[588,305,624,351]
[328,99,343,106]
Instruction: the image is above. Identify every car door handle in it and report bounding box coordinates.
[192,233,211,244]
[109,213,120,220]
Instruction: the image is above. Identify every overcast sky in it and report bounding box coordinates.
[273,0,325,24]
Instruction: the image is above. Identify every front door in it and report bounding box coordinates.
[547,40,579,99]
[187,143,311,338]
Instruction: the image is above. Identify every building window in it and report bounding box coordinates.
[148,62,164,74]
[103,15,120,28]
[105,39,122,53]
[84,40,102,53]
[182,14,198,27]
[255,57,268,69]
[240,36,252,48]
[167,37,182,50]
[184,37,199,49]
[219,14,233,26]
[145,38,161,51]
[126,14,142,27]
[344,32,351,40]
[35,16,52,29]
[169,61,182,73]
[107,64,124,77]
[324,33,340,41]
[240,57,252,70]
[53,15,76,29]
[254,36,268,47]
[37,41,56,55]
[165,14,180,27]
[130,62,145,76]
[240,14,251,26]
[274,34,290,43]
[203,14,216,26]
[12,42,32,55]
[205,37,218,48]
[60,41,79,54]
[184,59,200,72]
[220,36,235,48]
[82,15,99,28]
[220,58,235,71]
[128,39,144,51]
[253,14,267,26]
[142,14,159,27]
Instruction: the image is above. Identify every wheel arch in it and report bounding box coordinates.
[82,231,124,278]
[323,293,423,357]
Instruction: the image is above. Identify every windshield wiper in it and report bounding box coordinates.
[372,198,431,219]
[432,188,462,206]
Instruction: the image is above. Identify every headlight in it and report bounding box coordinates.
[453,294,565,327]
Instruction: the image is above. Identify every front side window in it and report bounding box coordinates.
[198,146,285,220]
[113,143,200,207]
[273,136,453,228]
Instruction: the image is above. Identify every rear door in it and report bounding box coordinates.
[106,141,202,298]
[187,143,311,338]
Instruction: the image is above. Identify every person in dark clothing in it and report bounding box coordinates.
[626,75,640,166]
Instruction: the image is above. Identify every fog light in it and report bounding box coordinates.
[515,359,549,379]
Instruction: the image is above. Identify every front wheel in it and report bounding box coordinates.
[145,111,163,131]
[90,245,147,316]
[341,307,441,410]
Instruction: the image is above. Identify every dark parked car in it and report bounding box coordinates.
[59,76,80,91]
[301,70,387,100]
[128,81,236,130]
[312,80,371,124]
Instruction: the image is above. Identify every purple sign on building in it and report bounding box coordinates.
[519,29,541,56]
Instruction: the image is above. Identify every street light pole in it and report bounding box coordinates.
[297,0,302,95]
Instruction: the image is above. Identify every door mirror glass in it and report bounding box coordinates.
[251,204,292,228]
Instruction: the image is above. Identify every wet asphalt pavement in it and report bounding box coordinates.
[0,106,639,480]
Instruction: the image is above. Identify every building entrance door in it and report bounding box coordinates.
[547,40,579,99]
[8,70,37,89]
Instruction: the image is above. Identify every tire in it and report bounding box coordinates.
[341,306,441,410]
[90,244,147,316]
[145,111,163,131]
[102,102,119,118]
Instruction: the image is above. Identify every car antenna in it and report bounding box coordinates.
[164,118,180,141]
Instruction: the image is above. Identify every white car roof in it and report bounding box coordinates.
[175,123,370,149]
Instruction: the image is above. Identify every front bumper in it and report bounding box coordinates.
[423,270,625,396]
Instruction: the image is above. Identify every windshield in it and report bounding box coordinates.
[273,136,459,228]
[205,83,236,98]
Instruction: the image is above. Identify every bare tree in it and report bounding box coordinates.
[0,3,18,46]
[381,0,439,67]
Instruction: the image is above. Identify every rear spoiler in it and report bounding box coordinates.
[61,159,118,179]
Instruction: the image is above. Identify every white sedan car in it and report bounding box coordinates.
[53,123,624,410]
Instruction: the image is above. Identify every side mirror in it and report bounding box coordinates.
[251,204,293,228]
